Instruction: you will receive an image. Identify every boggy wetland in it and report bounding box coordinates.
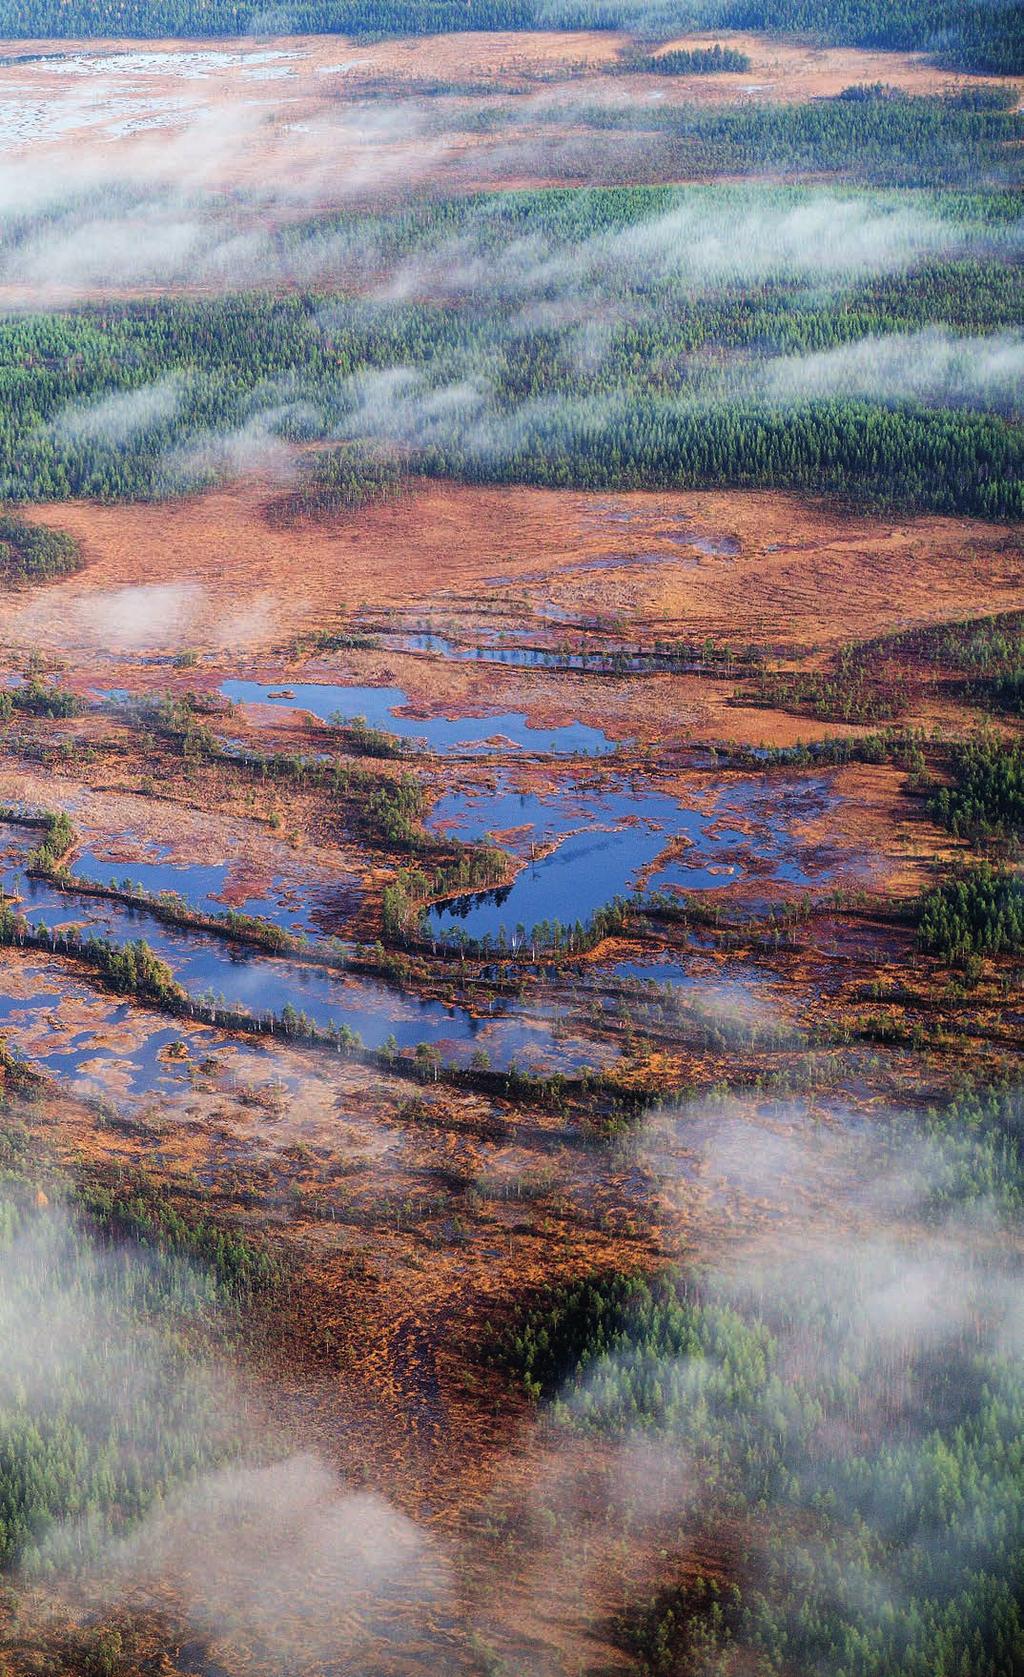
[1,4,1024,1676]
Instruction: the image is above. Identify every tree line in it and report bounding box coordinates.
[929,735,1024,842]
[719,0,1024,76]
[557,84,1024,188]
[2,187,1022,515]
[0,0,1020,75]
[422,397,1024,520]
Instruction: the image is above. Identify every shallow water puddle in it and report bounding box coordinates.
[0,828,605,1077]
[0,971,224,1098]
[581,502,741,557]
[488,512,740,588]
[610,954,715,988]
[68,844,352,937]
[220,679,618,757]
[392,631,720,675]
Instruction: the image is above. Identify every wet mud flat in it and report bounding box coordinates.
[0,741,900,1117]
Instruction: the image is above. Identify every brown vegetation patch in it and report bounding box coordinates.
[18,479,1022,662]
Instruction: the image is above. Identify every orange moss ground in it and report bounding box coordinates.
[16,482,1022,756]
[2,28,1010,193]
[20,481,1022,661]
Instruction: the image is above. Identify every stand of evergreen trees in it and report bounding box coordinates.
[498,1236,1024,1677]
[917,864,1024,958]
[616,44,752,75]
[422,398,1024,520]
[264,448,404,526]
[544,85,1024,188]
[0,1161,273,1575]
[930,736,1024,841]
[0,183,1020,517]
[719,0,1024,76]
[0,510,80,586]
[3,315,1023,519]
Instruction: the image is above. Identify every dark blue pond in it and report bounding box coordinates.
[425,774,835,941]
[610,956,705,988]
